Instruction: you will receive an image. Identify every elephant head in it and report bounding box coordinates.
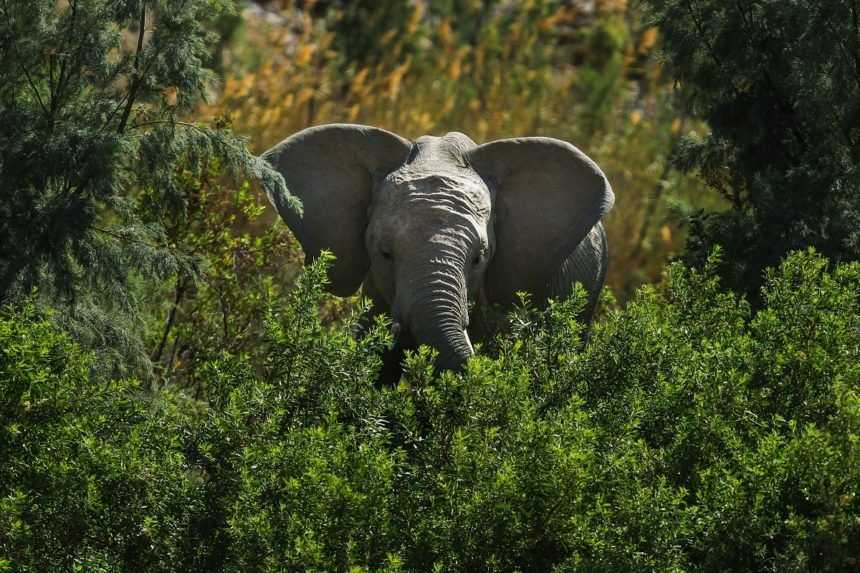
[262,123,614,373]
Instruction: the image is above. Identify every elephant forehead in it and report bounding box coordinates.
[386,170,491,218]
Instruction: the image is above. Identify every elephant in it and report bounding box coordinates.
[261,123,614,379]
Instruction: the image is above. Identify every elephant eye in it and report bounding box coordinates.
[380,248,393,261]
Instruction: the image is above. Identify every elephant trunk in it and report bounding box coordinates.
[403,261,473,372]
[411,308,474,371]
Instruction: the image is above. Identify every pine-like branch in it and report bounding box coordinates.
[118,2,147,134]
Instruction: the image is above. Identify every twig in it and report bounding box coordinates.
[117,2,147,133]
[131,119,209,133]
[107,0,193,131]
[52,0,78,116]
[152,276,187,363]
[90,225,165,251]
[1,0,50,116]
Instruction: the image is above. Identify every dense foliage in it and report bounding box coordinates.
[140,163,300,386]
[2,251,858,571]
[0,0,291,374]
[645,0,860,298]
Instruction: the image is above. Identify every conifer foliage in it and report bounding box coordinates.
[645,0,860,297]
[0,0,289,311]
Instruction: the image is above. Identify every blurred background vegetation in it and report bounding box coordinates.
[206,0,717,299]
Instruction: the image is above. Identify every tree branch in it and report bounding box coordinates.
[152,276,187,364]
[131,119,208,133]
[117,2,147,133]
[51,0,78,116]
[1,0,50,116]
[21,65,48,116]
[847,0,860,115]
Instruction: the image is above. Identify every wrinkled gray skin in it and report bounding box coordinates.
[262,124,614,380]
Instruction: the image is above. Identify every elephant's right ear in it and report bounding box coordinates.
[261,123,411,296]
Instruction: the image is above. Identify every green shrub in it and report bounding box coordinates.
[1,250,858,571]
[0,303,206,571]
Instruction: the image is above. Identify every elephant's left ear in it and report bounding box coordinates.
[467,137,614,304]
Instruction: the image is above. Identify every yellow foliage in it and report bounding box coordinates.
[438,20,453,47]
[163,86,179,107]
[660,225,672,244]
[639,26,659,54]
[379,29,398,48]
[539,7,570,32]
[449,58,462,81]
[295,44,315,67]
[598,0,629,13]
[388,58,411,101]
[347,103,360,122]
[296,88,315,106]
[407,3,424,35]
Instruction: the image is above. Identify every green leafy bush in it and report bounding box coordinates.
[0,303,206,571]
[2,250,858,571]
[141,162,301,388]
